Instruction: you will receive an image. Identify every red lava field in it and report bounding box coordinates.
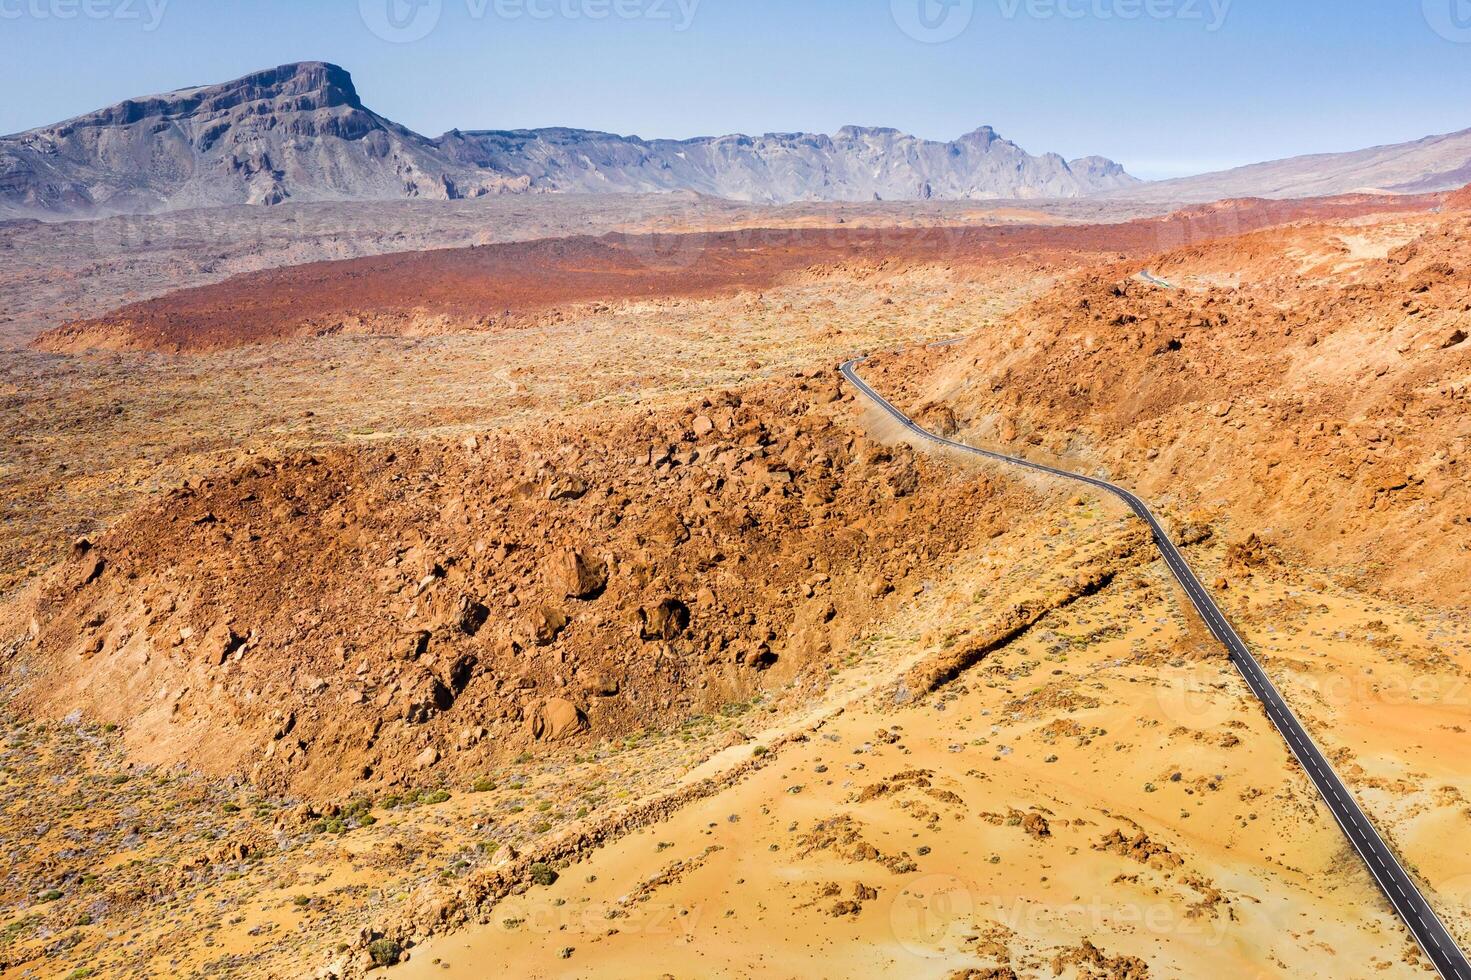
[36,194,1442,353]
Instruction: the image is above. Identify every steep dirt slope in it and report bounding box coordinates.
[880,203,1471,603]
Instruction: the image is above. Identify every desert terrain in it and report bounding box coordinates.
[0,183,1467,980]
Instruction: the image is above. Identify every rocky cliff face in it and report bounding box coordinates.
[439,124,1138,203]
[0,62,1135,218]
[0,62,524,217]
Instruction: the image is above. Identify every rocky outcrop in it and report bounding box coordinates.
[1,374,1023,798]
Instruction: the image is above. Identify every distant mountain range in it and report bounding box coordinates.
[1118,128,1471,203]
[0,62,1136,218]
[2,61,1468,220]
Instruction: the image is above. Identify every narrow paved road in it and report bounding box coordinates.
[840,357,1471,980]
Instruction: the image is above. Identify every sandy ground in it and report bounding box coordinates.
[396,523,1448,979]
[7,509,1458,979]
[385,379,1471,979]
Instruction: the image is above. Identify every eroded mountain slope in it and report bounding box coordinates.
[875,201,1471,604]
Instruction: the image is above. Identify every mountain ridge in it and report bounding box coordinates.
[0,61,1136,218]
[6,60,1469,219]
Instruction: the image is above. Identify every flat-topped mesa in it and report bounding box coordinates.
[38,61,365,136]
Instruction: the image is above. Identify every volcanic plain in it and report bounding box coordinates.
[0,188,1467,979]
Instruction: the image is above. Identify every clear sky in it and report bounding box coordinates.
[2,0,1469,179]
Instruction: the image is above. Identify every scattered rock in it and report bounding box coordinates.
[638,600,690,641]
[551,549,608,600]
[524,607,569,647]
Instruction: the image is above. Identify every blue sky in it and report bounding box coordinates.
[2,0,1469,178]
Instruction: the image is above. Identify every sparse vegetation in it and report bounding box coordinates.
[367,938,402,967]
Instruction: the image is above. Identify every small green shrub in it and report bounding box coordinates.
[368,938,403,967]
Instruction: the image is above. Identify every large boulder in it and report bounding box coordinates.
[527,698,589,742]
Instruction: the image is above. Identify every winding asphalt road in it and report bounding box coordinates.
[839,356,1471,980]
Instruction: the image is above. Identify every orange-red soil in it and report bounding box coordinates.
[36,194,1442,354]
